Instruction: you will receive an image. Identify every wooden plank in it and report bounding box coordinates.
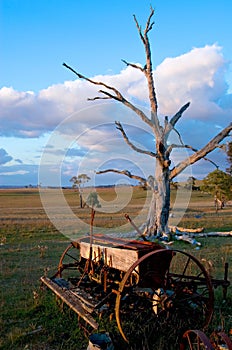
[40,276,98,330]
[80,241,139,272]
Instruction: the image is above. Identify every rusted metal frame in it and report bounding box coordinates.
[43,237,226,345]
[77,252,102,288]
[168,272,211,284]
[124,213,148,241]
[93,291,115,310]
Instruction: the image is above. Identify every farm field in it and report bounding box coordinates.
[0,187,232,350]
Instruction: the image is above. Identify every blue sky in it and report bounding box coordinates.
[0,0,232,187]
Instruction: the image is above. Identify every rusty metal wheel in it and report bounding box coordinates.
[55,241,81,279]
[210,331,232,349]
[115,249,214,346]
[180,329,214,349]
[217,332,232,349]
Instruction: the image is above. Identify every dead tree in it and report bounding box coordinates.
[63,7,232,238]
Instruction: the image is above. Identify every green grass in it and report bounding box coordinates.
[0,188,232,349]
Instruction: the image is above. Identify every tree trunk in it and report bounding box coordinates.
[146,159,170,238]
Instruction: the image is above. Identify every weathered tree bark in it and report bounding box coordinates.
[153,159,170,236]
[64,7,232,239]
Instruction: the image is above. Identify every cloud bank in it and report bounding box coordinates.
[1,45,231,137]
[1,44,232,185]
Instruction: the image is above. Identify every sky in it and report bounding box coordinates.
[1,0,232,187]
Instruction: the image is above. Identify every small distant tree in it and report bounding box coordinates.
[201,169,232,201]
[70,174,90,208]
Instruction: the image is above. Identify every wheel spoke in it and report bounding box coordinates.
[186,334,193,350]
[57,244,81,279]
[65,252,79,262]
[182,256,191,277]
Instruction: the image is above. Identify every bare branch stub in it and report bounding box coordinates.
[121,59,144,73]
[164,102,191,141]
[88,96,111,101]
[170,102,191,127]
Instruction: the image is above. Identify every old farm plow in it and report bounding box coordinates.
[41,234,231,348]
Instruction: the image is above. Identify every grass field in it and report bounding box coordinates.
[0,187,231,349]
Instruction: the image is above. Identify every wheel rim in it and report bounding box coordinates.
[210,331,232,349]
[56,242,80,279]
[115,249,214,346]
[181,329,214,349]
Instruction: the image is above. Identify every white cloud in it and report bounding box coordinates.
[1,45,232,184]
[0,170,29,176]
[156,45,229,119]
[0,44,231,139]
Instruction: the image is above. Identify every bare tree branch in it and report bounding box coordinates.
[133,14,145,45]
[121,59,144,73]
[167,144,219,168]
[170,123,232,180]
[63,62,154,129]
[96,168,146,183]
[133,8,161,135]
[88,96,111,101]
[167,143,193,154]
[115,121,157,157]
[91,89,122,102]
[133,6,154,43]
[63,62,124,99]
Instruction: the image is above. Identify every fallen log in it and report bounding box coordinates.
[194,231,232,237]
[172,230,232,246]
[169,226,204,234]
[169,227,231,246]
